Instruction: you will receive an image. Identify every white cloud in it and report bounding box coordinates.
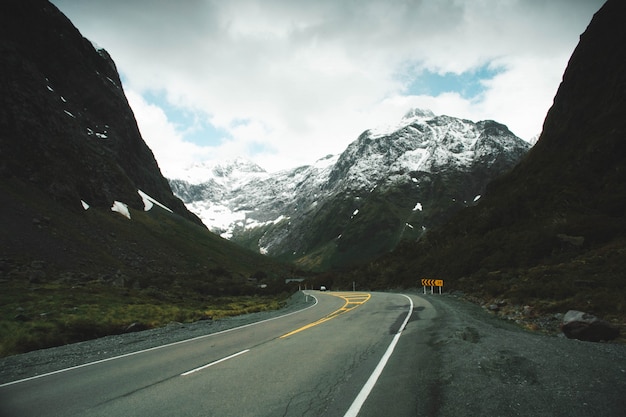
[52,0,604,174]
[125,90,212,178]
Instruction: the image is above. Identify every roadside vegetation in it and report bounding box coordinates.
[0,279,291,357]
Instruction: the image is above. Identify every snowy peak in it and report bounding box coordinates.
[174,158,268,187]
[368,107,436,138]
[313,154,340,169]
[328,112,529,193]
[402,108,436,121]
[212,158,266,178]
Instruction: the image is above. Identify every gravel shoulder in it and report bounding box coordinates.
[416,294,626,417]
[0,292,314,385]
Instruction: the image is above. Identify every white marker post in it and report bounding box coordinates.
[421,279,444,295]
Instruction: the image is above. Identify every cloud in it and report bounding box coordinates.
[52,0,604,173]
[125,90,212,178]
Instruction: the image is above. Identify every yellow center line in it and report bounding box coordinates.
[280,292,371,338]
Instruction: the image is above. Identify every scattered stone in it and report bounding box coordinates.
[561,310,620,342]
[124,322,149,333]
[14,314,30,322]
[30,260,46,270]
[522,305,534,317]
[28,269,46,283]
[458,326,480,343]
[557,233,585,247]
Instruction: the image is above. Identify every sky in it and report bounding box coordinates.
[50,0,605,177]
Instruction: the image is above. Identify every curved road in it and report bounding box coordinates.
[3,291,625,416]
[0,291,433,417]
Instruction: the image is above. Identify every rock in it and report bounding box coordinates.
[522,305,534,317]
[28,269,46,283]
[14,313,30,322]
[488,304,500,312]
[557,234,585,247]
[561,310,620,342]
[124,322,150,333]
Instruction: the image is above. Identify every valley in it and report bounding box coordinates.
[1,0,624,373]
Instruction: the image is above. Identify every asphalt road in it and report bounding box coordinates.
[0,291,421,417]
[2,291,625,417]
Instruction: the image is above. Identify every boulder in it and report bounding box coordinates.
[561,310,620,342]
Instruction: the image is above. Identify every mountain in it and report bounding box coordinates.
[171,110,530,269]
[337,0,626,322]
[0,0,203,225]
[169,158,271,235]
[0,0,292,290]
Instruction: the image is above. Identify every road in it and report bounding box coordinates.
[3,291,625,417]
[0,291,432,417]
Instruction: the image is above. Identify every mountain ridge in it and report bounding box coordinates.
[171,110,530,269]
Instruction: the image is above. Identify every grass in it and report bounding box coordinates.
[0,279,289,357]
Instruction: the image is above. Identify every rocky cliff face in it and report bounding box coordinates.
[0,0,202,226]
[172,110,530,269]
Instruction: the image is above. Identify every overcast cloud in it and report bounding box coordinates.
[51,0,604,176]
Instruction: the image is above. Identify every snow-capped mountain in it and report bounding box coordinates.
[170,155,338,240]
[170,109,531,269]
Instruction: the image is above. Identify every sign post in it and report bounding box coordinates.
[421,279,444,294]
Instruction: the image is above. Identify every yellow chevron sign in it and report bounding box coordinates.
[421,279,444,287]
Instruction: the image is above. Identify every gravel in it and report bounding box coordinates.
[417,294,626,417]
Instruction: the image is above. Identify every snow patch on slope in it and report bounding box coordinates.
[111,201,130,219]
[138,190,173,212]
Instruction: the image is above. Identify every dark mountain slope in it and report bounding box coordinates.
[337,0,626,322]
[0,0,297,282]
[0,0,199,222]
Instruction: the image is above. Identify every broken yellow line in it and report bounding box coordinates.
[280,292,371,338]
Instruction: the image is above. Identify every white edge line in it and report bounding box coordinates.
[0,292,319,388]
[343,294,414,417]
[181,349,250,376]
